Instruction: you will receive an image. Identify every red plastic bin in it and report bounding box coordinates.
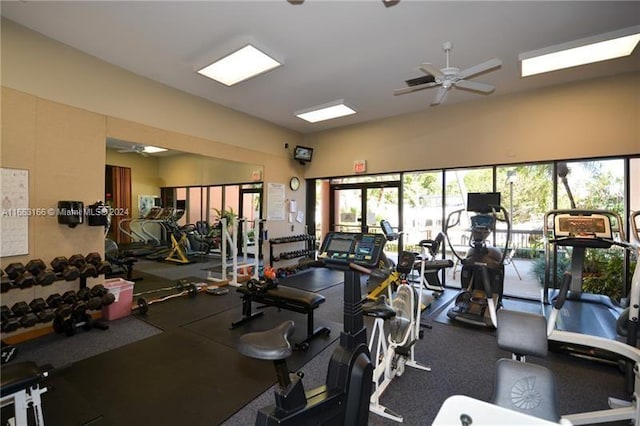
[101,278,134,320]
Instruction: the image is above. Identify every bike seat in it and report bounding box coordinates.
[237,320,295,361]
[363,296,396,320]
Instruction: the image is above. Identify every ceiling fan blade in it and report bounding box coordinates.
[419,63,444,79]
[431,86,449,106]
[405,74,436,87]
[454,79,496,93]
[394,81,438,96]
[457,58,502,80]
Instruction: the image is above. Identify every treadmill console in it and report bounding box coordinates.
[554,214,612,239]
[318,232,386,269]
[553,213,613,248]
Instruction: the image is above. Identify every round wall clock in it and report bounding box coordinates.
[289,176,300,191]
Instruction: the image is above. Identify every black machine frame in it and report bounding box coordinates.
[240,231,387,425]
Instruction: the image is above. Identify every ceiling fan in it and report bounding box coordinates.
[117,145,149,157]
[395,42,502,106]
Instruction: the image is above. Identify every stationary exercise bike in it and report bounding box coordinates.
[236,231,386,425]
[362,250,431,422]
[446,192,511,328]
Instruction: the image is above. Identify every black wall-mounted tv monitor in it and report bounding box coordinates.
[293,145,313,164]
[467,192,501,213]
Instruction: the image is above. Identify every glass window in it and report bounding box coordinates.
[208,186,222,224]
[175,188,187,226]
[402,171,443,253]
[444,167,493,246]
[188,187,203,224]
[496,164,553,256]
[225,185,240,219]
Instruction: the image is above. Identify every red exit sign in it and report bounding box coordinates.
[353,160,367,174]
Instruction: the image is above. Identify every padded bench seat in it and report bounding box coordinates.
[232,285,330,350]
[1,361,51,426]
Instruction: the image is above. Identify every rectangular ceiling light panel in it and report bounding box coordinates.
[197,44,282,86]
[520,25,640,77]
[295,102,356,123]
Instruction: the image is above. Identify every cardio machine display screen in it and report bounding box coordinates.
[555,215,612,239]
[467,192,501,213]
[326,238,353,253]
[319,232,385,268]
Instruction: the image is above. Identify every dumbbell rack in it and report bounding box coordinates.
[268,234,316,265]
[1,253,115,341]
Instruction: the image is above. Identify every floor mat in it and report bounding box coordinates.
[183,304,341,372]
[431,292,542,327]
[277,267,344,292]
[45,329,275,426]
[132,276,238,329]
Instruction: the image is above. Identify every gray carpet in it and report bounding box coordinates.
[5,315,162,369]
[5,266,632,426]
[224,319,628,425]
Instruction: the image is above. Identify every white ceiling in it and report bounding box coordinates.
[2,1,639,134]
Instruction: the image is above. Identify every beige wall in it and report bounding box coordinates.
[304,72,640,178]
[157,153,261,188]
[0,19,309,262]
[1,88,107,266]
[0,18,302,156]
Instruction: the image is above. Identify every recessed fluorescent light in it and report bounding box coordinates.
[196,44,282,86]
[295,101,356,123]
[519,25,640,77]
[143,146,168,154]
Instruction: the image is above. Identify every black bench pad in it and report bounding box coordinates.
[1,361,49,397]
[232,285,329,349]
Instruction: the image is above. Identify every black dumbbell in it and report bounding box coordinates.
[46,293,63,309]
[77,287,92,301]
[1,305,11,321]
[0,305,20,332]
[102,292,116,306]
[36,308,55,323]
[86,296,103,311]
[29,298,55,322]
[62,290,77,305]
[50,257,80,281]
[85,252,112,276]
[4,263,24,280]
[90,285,115,306]
[29,298,47,313]
[68,254,98,278]
[90,284,107,296]
[10,302,38,328]
[25,259,56,286]
[10,301,30,316]
[4,263,35,289]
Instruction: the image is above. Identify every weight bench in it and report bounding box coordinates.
[1,361,52,426]
[232,285,330,350]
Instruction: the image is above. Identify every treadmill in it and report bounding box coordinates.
[543,209,627,340]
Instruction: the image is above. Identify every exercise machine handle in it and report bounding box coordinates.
[553,272,572,310]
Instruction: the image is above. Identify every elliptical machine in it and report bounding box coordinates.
[236,231,386,425]
[445,192,511,328]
